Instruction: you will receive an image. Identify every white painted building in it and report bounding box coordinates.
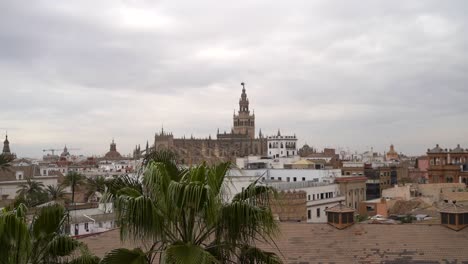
[227,168,341,184]
[235,155,301,169]
[267,130,297,158]
[0,162,60,200]
[69,203,115,237]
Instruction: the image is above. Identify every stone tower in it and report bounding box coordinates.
[2,134,11,155]
[233,83,255,139]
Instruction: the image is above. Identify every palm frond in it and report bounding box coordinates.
[67,253,101,264]
[100,248,148,264]
[0,211,31,264]
[32,203,65,238]
[165,243,218,264]
[239,245,283,264]
[115,195,163,242]
[220,201,279,244]
[46,235,80,257]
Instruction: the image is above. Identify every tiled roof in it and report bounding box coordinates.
[439,203,468,214]
[428,144,445,153]
[81,223,468,263]
[325,202,355,213]
[451,144,465,153]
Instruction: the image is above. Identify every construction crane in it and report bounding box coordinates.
[43,146,81,156]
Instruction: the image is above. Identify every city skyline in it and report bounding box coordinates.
[1,1,467,157]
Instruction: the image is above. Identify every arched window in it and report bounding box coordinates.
[281,143,284,148]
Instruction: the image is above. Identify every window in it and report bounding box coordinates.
[287,177,290,182]
[271,177,274,180]
[15,171,24,180]
[328,212,333,223]
[278,177,282,181]
[320,193,324,199]
[302,177,305,181]
[343,213,348,224]
[293,177,297,182]
[457,214,464,225]
[333,212,339,223]
[308,195,311,201]
[316,208,321,218]
[84,222,89,231]
[313,194,315,200]
[449,214,456,225]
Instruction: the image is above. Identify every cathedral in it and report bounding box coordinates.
[152,83,268,164]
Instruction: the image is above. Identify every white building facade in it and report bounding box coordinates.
[267,131,297,158]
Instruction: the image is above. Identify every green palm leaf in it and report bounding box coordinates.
[239,245,283,264]
[101,248,147,264]
[165,243,218,264]
[0,211,31,264]
[32,203,65,238]
[46,235,80,257]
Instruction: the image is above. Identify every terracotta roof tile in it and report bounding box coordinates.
[81,223,468,263]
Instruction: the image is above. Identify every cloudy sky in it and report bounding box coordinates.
[1,0,467,158]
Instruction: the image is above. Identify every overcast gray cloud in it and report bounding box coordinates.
[1,0,467,158]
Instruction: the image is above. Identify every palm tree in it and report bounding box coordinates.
[85,176,107,201]
[0,153,12,171]
[16,178,47,207]
[62,171,86,205]
[0,203,99,264]
[101,150,282,264]
[46,184,67,201]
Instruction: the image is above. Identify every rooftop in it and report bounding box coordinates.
[81,223,468,263]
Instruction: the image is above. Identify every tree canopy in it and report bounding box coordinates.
[102,150,282,264]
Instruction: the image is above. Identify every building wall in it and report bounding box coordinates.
[154,133,268,165]
[417,183,466,203]
[270,191,306,221]
[227,168,342,183]
[335,177,367,210]
[267,135,297,158]
[382,185,411,200]
[70,220,115,237]
[0,177,58,199]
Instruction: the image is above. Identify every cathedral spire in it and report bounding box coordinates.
[3,133,11,154]
[239,82,249,113]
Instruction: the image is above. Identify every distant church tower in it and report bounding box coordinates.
[233,83,255,139]
[3,134,11,155]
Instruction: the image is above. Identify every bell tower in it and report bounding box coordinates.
[3,134,11,155]
[233,82,255,139]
